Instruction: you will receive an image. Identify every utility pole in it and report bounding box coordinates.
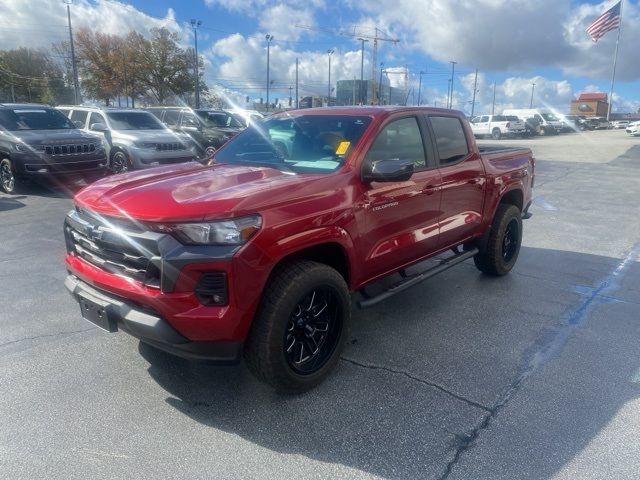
[447,79,451,109]
[378,63,384,105]
[327,49,334,106]
[471,68,478,117]
[529,82,536,109]
[492,82,497,115]
[417,70,426,106]
[64,0,81,104]
[448,61,457,109]
[190,19,202,109]
[265,34,274,112]
[295,57,299,109]
[357,38,368,104]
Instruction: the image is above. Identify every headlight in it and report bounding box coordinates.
[158,215,262,245]
[14,143,27,152]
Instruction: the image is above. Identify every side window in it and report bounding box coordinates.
[88,112,106,128]
[480,116,489,123]
[181,112,199,127]
[535,114,544,123]
[365,117,426,170]
[430,116,470,165]
[70,110,88,126]
[148,110,163,121]
[164,110,180,127]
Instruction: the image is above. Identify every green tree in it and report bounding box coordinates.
[74,29,123,105]
[0,47,73,104]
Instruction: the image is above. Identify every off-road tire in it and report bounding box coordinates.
[244,260,351,393]
[491,128,502,140]
[474,203,522,276]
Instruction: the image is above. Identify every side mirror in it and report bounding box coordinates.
[90,122,108,132]
[363,159,414,183]
[73,120,84,128]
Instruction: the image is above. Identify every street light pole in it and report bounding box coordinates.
[327,49,334,106]
[448,61,457,109]
[357,38,368,105]
[417,70,426,106]
[470,68,478,117]
[492,82,497,115]
[63,0,81,104]
[190,19,202,109]
[295,57,299,109]
[265,34,274,112]
[530,82,536,108]
[378,62,384,105]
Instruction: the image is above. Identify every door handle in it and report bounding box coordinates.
[422,185,438,195]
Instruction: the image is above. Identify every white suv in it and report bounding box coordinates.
[57,106,197,173]
[470,115,526,139]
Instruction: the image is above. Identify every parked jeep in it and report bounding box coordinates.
[0,103,107,194]
[57,106,197,173]
[146,107,239,160]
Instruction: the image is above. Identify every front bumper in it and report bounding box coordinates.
[12,151,108,176]
[126,145,197,168]
[65,274,242,363]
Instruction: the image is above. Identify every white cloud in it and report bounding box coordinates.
[258,4,315,41]
[0,0,186,49]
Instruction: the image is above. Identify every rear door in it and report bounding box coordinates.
[358,115,442,277]
[427,114,486,248]
[476,115,490,135]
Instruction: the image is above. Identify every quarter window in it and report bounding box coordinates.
[365,117,426,170]
[430,116,470,165]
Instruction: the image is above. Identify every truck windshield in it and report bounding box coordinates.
[541,113,559,121]
[0,108,75,131]
[105,111,165,130]
[214,115,372,174]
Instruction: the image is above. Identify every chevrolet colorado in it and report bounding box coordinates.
[64,107,534,392]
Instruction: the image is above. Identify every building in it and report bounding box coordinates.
[570,92,609,117]
[335,79,406,106]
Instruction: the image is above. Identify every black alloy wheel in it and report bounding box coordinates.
[111,151,130,174]
[0,158,16,194]
[284,288,342,375]
[502,218,519,263]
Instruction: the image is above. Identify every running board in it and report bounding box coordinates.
[357,248,479,309]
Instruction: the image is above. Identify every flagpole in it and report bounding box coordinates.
[607,1,623,122]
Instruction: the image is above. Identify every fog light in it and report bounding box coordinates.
[194,272,228,306]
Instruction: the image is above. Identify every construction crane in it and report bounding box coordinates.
[295,24,399,104]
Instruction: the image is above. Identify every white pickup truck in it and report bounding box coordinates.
[470,115,526,139]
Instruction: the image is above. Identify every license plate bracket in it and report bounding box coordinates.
[78,293,117,332]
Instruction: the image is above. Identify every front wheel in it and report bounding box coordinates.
[0,158,21,194]
[110,150,132,174]
[244,260,350,393]
[474,204,522,276]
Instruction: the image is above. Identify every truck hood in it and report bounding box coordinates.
[7,129,101,145]
[74,162,324,222]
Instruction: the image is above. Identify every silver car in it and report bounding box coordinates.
[57,106,197,173]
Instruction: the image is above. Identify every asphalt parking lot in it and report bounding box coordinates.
[1,129,639,479]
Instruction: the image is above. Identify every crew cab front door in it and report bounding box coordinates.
[358,116,442,278]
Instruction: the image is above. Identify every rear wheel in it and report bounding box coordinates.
[0,158,21,194]
[492,128,502,140]
[244,260,350,393]
[474,203,522,276]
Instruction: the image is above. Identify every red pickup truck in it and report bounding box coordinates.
[64,107,534,392]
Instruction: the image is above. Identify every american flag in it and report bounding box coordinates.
[586,1,621,42]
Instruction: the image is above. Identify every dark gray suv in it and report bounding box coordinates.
[0,104,107,194]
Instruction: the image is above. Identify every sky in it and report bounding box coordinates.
[1,0,639,115]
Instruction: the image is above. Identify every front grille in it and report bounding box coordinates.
[195,272,228,305]
[45,144,96,156]
[65,209,160,288]
[156,143,186,151]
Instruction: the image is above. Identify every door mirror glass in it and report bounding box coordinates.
[363,158,414,183]
[90,122,108,132]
